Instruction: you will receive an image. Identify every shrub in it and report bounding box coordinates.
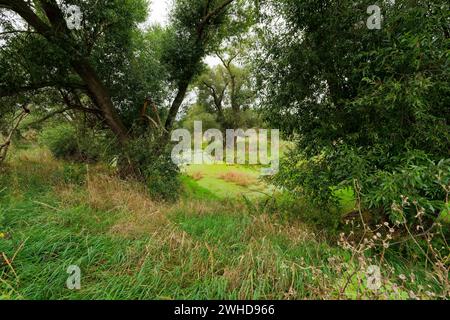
[125,135,181,202]
[257,1,450,231]
[39,124,103,163]
[272,147,450,228]
[269,192,341,232]
[39,124,78,159]
[181,104,219,133]
[144,152,181,201]
[190,171,204,181]
[362,155,450,226]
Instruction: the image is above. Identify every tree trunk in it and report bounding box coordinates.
[71,61,129,144]
[165,80,190,132]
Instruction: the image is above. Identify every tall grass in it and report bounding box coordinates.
[0,146,447,300]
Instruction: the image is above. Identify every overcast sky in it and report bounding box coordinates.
[147,0,170,27]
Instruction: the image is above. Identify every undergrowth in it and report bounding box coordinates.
[0,146,448,300]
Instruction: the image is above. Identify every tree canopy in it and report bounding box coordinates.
[0,0,250,144]
[1,0,449,224]
[255,0,450,222]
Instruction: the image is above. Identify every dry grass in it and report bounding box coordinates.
[170,198,247,218]
[86,173,170,238]
[218,171,257,187]
[3,147,61,197]
[190,171,204,181]
[5,146,446,300]
[14,147,62,176]
[244,214,313,245]
[220,239,305,299]
[55,169,171,239]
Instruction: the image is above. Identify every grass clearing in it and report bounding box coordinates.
[185,164,269,199]
[218,171,257,187]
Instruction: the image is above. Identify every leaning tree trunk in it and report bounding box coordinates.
[1,0,130,145]
[71,61,129,145]
[165,80,190,133]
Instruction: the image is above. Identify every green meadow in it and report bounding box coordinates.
[1,145,446,300]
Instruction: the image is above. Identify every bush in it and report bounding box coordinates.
[39,124,103,163]
[181,104,220,133]
[273,192,341,232]
[272,147,450,228]
[144,151,181,201]
[39,124,77,159]
[362,154,450,226]
[256,1,450,231]
[125,135,181,202]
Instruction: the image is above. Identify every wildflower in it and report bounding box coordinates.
[401,195,409,206]
[391,202,402,213]
[409,291,418,300]
[399,274,407,281]
[392,283,399,294]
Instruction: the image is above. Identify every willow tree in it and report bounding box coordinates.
[255,0,450,223]
[160,0,253,132]
[0,0,145,143]
[196,55,256,130]
[0,0,247,148]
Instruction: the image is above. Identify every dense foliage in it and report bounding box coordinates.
[0,0,449,301]
[1,0,448,224]
[255,0,450,224]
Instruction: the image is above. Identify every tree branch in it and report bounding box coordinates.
[0,102,30,164]
[0,30,38,35]
[0,0,52,36]
[59,89,102,115]
[0,82,88,98]
[26,107,73,127]
[198,0,235,30]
